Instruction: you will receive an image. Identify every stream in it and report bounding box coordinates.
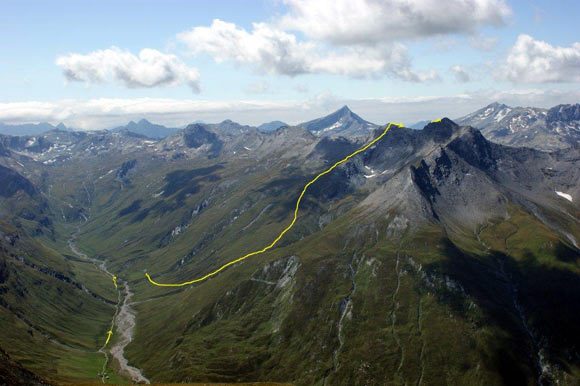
[68,239,150,384]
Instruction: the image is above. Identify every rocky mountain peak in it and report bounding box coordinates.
[422,118,459,141]
[336,105,352,115]
[299,106,377,137]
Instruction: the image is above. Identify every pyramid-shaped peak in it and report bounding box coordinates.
[138,118,152,125]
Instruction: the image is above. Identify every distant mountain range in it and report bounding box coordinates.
[457,102,580,151]
[257,120,288,132]
[408,120,431,130]
[0,121,68,136]
[113,119,179,139]
[2,102,580,151]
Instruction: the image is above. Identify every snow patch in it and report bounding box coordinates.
[494,108,511,122]
[319,120,343,133]
[555,191,573,202]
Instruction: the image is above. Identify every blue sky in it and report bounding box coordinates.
[1,0,579,129]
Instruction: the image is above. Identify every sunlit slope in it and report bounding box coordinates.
[122,201,580,385]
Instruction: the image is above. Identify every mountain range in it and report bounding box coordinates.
[0,104,579,385]
[457,102,580,151]
[112,119,180,139]
[0,121,69,136]
[4,101,579,150]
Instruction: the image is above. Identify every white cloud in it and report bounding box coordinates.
[280,0,511,44]
[497,34,580,83]
[178,20,311,76]
[451,65,470,82]
[2,89,579,130]
[178,19,439,82]
[56,47,201,91]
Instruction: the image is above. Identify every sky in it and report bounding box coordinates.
[1,0,579,129]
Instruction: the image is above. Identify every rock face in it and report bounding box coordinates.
[457,102,580,151]
[182,124,224,158]
[0,135,53,153]
[299,105,378,137]
[0,165,36,197]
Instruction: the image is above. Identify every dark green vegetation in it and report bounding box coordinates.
[0,117,579,385]
[0,347,49,385]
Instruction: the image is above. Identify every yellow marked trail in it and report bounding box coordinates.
[105,330,113,345]
[146,122,404,287]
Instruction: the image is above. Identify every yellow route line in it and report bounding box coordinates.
[431,118,442,123]
[146,121,404,287]
[105,330,113,345]
[99,273,119,383]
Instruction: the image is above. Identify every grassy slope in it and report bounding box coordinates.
[0,222,126,384]
[120,199,580,385]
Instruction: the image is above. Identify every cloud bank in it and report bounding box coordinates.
[279,0,511,44]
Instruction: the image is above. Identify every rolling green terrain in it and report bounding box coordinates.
[0,118,579,385]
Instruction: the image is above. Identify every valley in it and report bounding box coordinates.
[68,238,148,384]
[0,107,579,385]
